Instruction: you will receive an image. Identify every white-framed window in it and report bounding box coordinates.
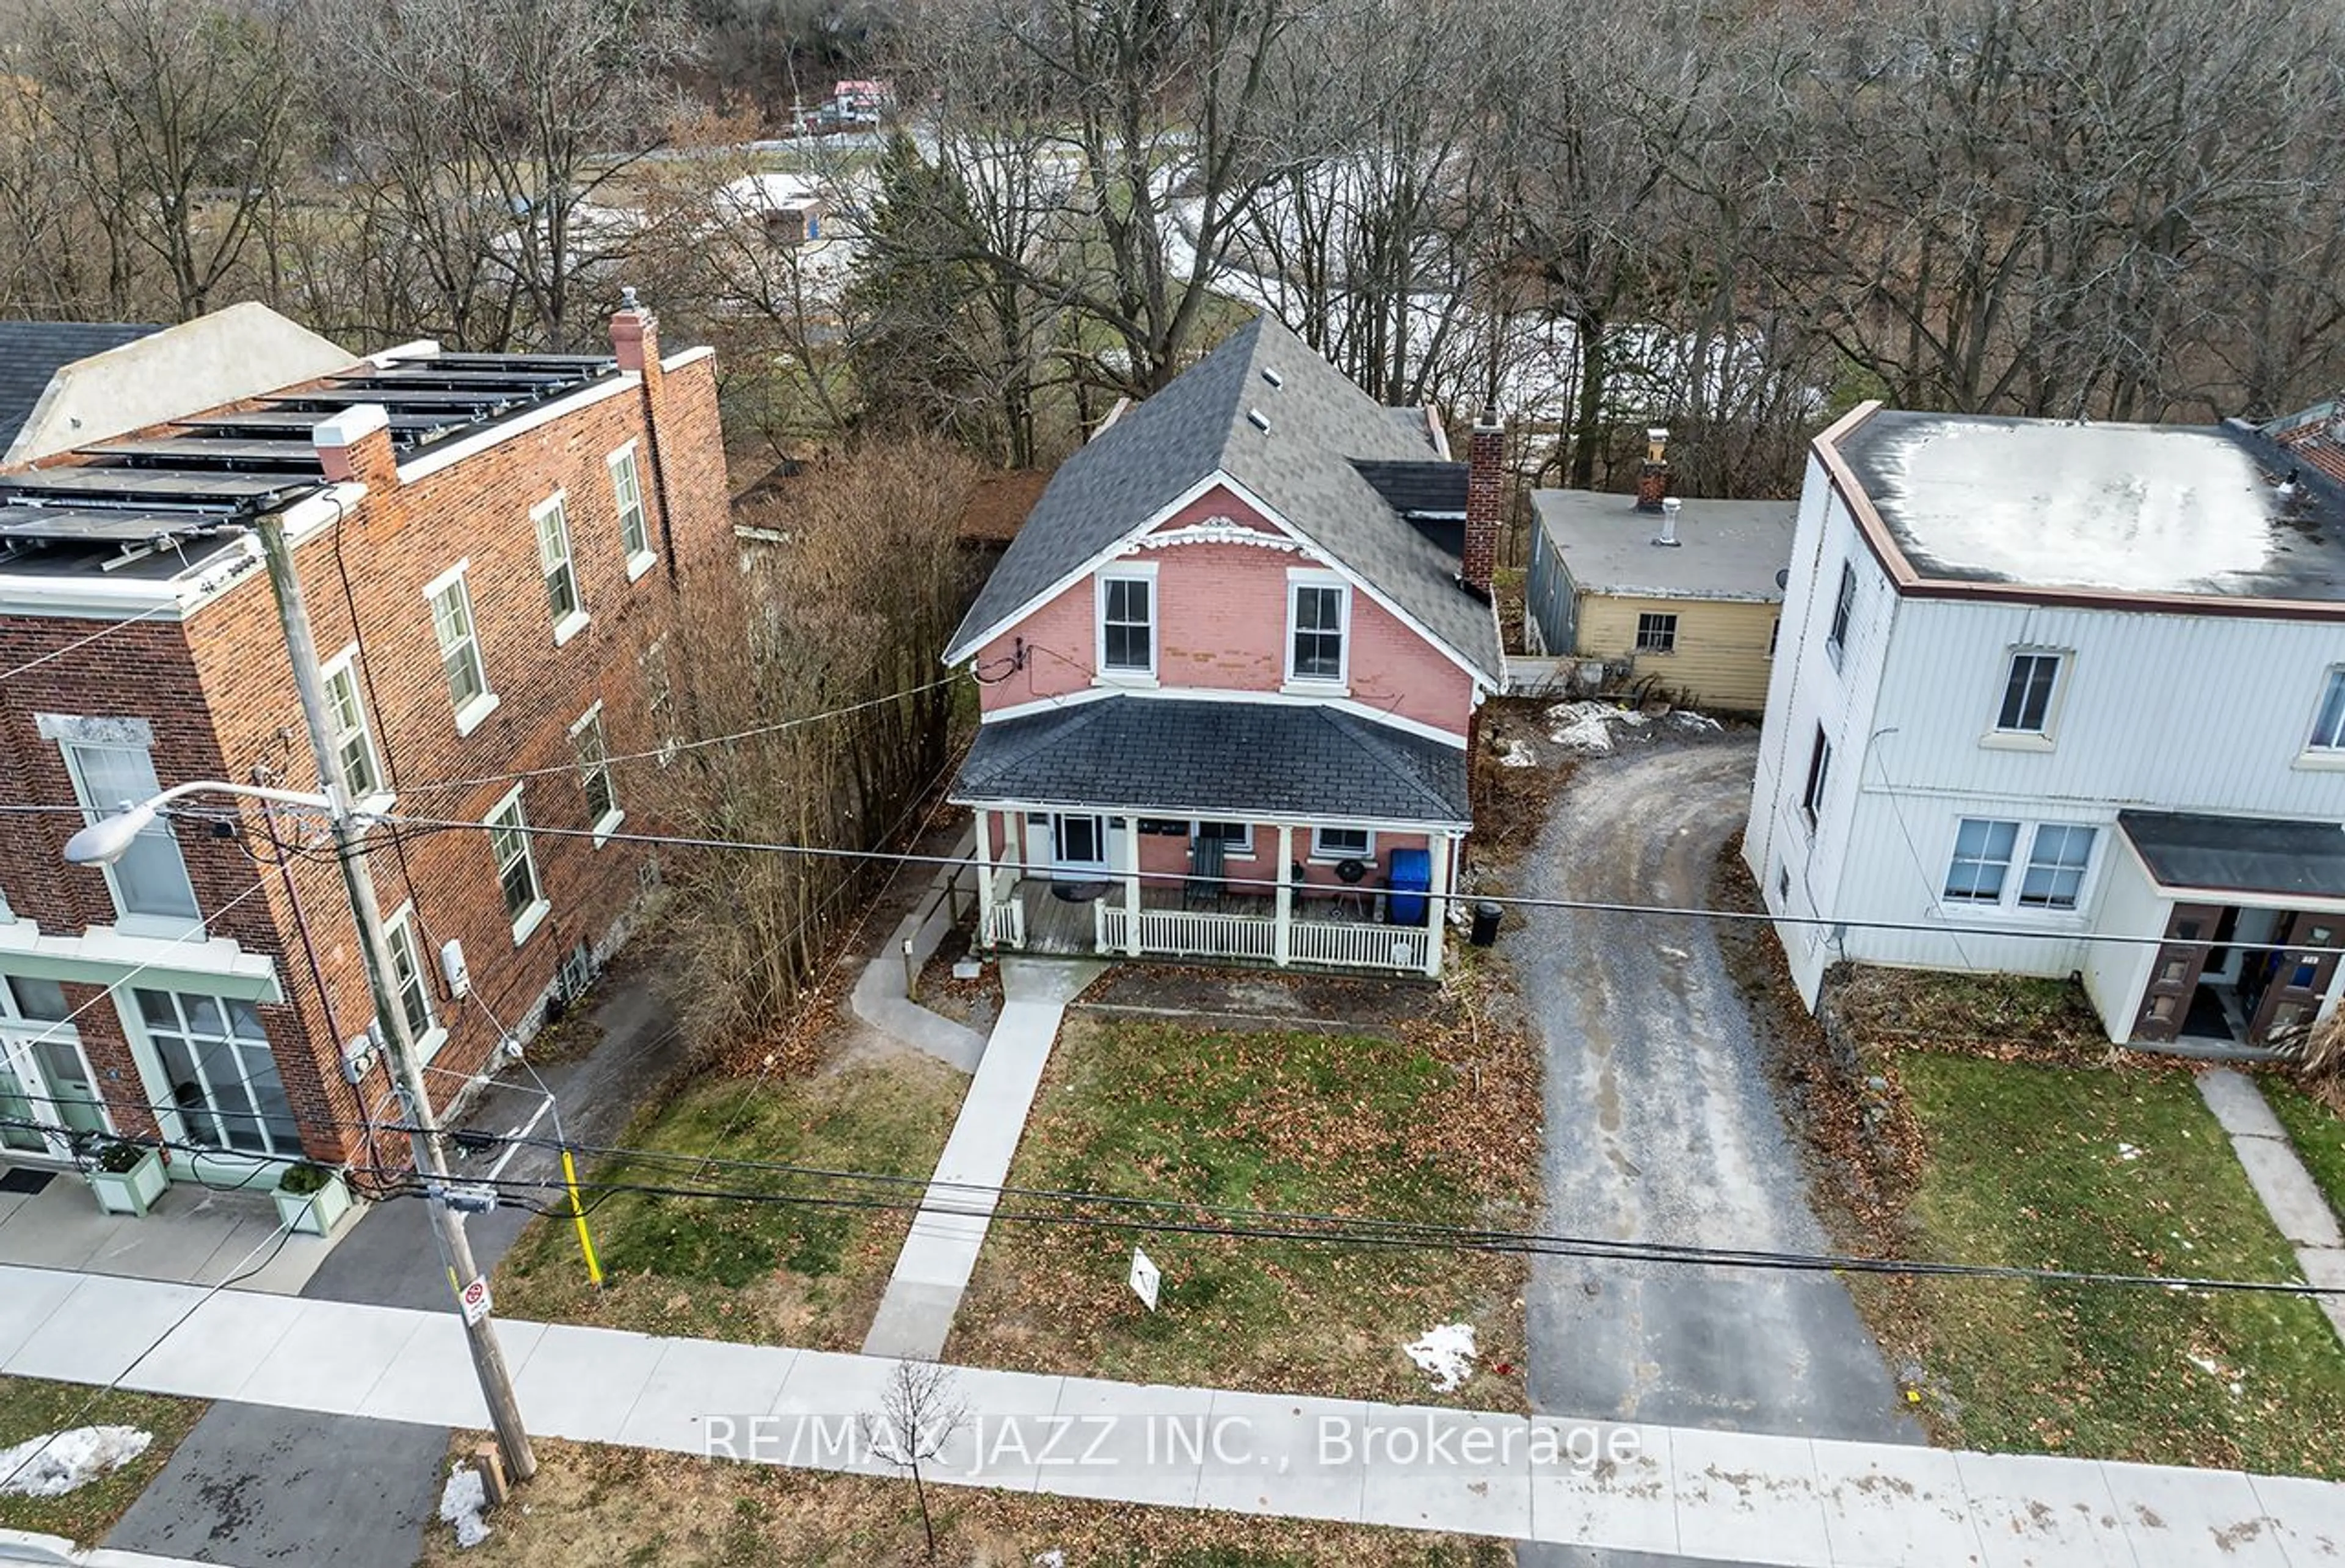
[1097,568,1156,678]
[1799,727,1831,828]
[1312,826,1374,860]
[2308,668,2345,752]
[1287,571,1350,686]
[485,787,548,944]
[1825,561,1855,670]
[534,493,589,644]
[134,989,299,1158]
[1995,650,2063,736]
[1943,819,2020,903]
[321,646,387,805]
[609,443,655,579]
[380,904,443,1062]
[424,562,497,735]
[1635,612,1678,653]
[2019,824,2097,910]
[1193,820,1254,857]
[571,703,622,844]
[59,737,200,934]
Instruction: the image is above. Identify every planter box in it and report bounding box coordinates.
[273,1171,353,1236]
[88,1146,169,1216]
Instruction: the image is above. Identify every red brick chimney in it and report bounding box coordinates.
[1463,402,1505,598]
[610,287,663,385]
[1634,426,1671,513]
[311,403,398,490]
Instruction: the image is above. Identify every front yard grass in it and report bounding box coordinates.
[2262,1075,2345,1224]
[948,1007,1539,1410]
[415,1436,1510,1566]
[494,1052,964,1349]
[0,1376,205,1545]
[1872,1050,2345,1475]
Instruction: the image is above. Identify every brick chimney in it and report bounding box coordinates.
[1463,403,1505,598]
[1634,426,1671,513]
[610,286,661,382]
[311,404,397,490]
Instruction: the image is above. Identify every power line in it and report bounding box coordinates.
[0,603,178,683]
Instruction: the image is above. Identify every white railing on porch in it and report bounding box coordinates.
[981,895,1025,949]
[1291,918,1424,972]
[1096,901,1421,973]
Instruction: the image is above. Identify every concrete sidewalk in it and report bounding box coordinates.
[861,957,1101,1359]
[4,1262,2343,1564]
[2197,1068,2345,1346]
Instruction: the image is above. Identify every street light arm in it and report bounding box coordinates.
[62,779,335,866]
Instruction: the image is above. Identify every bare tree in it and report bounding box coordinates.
[860,1359,969,1561]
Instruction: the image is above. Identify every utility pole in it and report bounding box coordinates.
[255,510,538,1483]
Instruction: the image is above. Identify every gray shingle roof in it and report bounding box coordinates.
[0,321,160,447]
[951,697,1471,826]
[944,315,1500,680]
[1532,490,1796,601]
[2117,811,2345,899]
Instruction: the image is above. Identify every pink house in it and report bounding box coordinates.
[945,315,1505,976]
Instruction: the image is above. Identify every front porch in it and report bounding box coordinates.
[983,876,1438,975]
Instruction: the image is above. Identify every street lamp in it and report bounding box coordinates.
[64,780,332,866]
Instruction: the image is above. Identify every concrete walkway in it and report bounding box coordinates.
[860,958,1102,1359]
[4,1262,2343,1564]
[2197,1068,2345,1345]
[847,827,987,1073]
[0,1173,352,1297]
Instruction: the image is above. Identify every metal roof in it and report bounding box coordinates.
[1531,490,1797,601]
[952,696,1471,826]
[2117,811,2345,900]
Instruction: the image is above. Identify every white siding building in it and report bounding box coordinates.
[1746,404,2345,1047]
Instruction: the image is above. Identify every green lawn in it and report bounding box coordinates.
[948,1014,1537,1409]
[0,1377,204,1545]
[2263,1076,2345,1224]
[1877,1051,2345,1473]
[493,1054,965,1349]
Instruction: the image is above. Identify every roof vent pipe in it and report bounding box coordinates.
[1246,408,1270,433]
[1653,496,1682,548]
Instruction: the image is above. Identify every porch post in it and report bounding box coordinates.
[1423,831,1451,977]
[1274,822,1293,967]
[973,808,995,949]
[1123,815,1142,957]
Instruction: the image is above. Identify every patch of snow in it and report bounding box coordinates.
[1498,737,1538,769]
[1673,711,1723,732]
[1034,1553,1067,1568]
[439,1463,492,1549]
[1546,702,1631,753]
[2117,1142,2142,1161]
[1403,1323,1477,1393]
[0,1426,151,1497]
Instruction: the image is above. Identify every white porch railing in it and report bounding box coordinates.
[981,895,1025,949]
[1094,901,1421,973]
[1291,918,1425,972]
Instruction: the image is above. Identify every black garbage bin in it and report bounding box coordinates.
[1470,901,1502,947]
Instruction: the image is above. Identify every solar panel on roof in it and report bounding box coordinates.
[264,387,536,410]
[341,369,581,388]
[0,507,242,545]
[176,410,456,435]
[0,468,302,503]
[82,438,325,468]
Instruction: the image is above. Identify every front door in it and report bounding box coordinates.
[2132,902,2220,1044]
[2248,912,2343,1045]
[1050,813,1107,880]
[0,1025,109,1161]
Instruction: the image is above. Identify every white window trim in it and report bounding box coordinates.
[381,902,447,1065]
[1634,612,1679,655]
[1982,646,2068,750]
[569,702,625,847]
[1283,568,1351,693]
[424,561,498,735]
[1093,563,1158,686]
[57,736,203,942]
[609,441,657,581]
[320,644,394,813]
[124,987,299,1160]
[2296,666,2345,769]
[1191,820,1255,858]
[1309,826,1376,862]
[1938,818,2101,918]
[534,492,591,646]
[485,785,551,946]
[1825,561,1855,672]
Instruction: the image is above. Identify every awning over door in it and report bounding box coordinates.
[2117,810,2345,900]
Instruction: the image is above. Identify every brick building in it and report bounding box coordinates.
[0,302,729,1194]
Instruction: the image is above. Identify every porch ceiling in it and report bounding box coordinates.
[953,696,1469,826]
[2118,810,2345,900]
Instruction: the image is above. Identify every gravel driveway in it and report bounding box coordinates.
[1514,732,1917,1444]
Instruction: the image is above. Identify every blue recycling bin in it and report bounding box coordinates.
[1386,846,1431,926]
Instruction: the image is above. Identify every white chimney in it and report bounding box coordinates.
[1653,496,1682,548]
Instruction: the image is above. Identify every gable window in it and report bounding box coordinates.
[321,648,385,804]
[426,563,496,735]
[486,788,549,944]
[1944,819,2020,903]
[1288,573,1350,686]
[609,444,655,579]
[2020,824,2096,910]
[1825,562,1855,670]
[136,989,298,1157]
[1312,826,1373,860]
[1799,727,1832,827]
[534,495,588,644]
[1996,650,2062,735]
[1098,570,1155,678]
[381,906,442,1061]
[60,737,200,934]
[1635,612,1678,654]
[572,704,622,844]
[2309,669,2345,751]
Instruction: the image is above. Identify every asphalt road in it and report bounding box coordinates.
[1514,733,1918,1444]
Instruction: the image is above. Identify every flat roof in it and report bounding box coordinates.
[1530,490,1796,601]
[1829,409,2345,604]
[2118,811,2345,901]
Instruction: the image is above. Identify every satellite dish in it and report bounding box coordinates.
[1775,567,1791,590]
